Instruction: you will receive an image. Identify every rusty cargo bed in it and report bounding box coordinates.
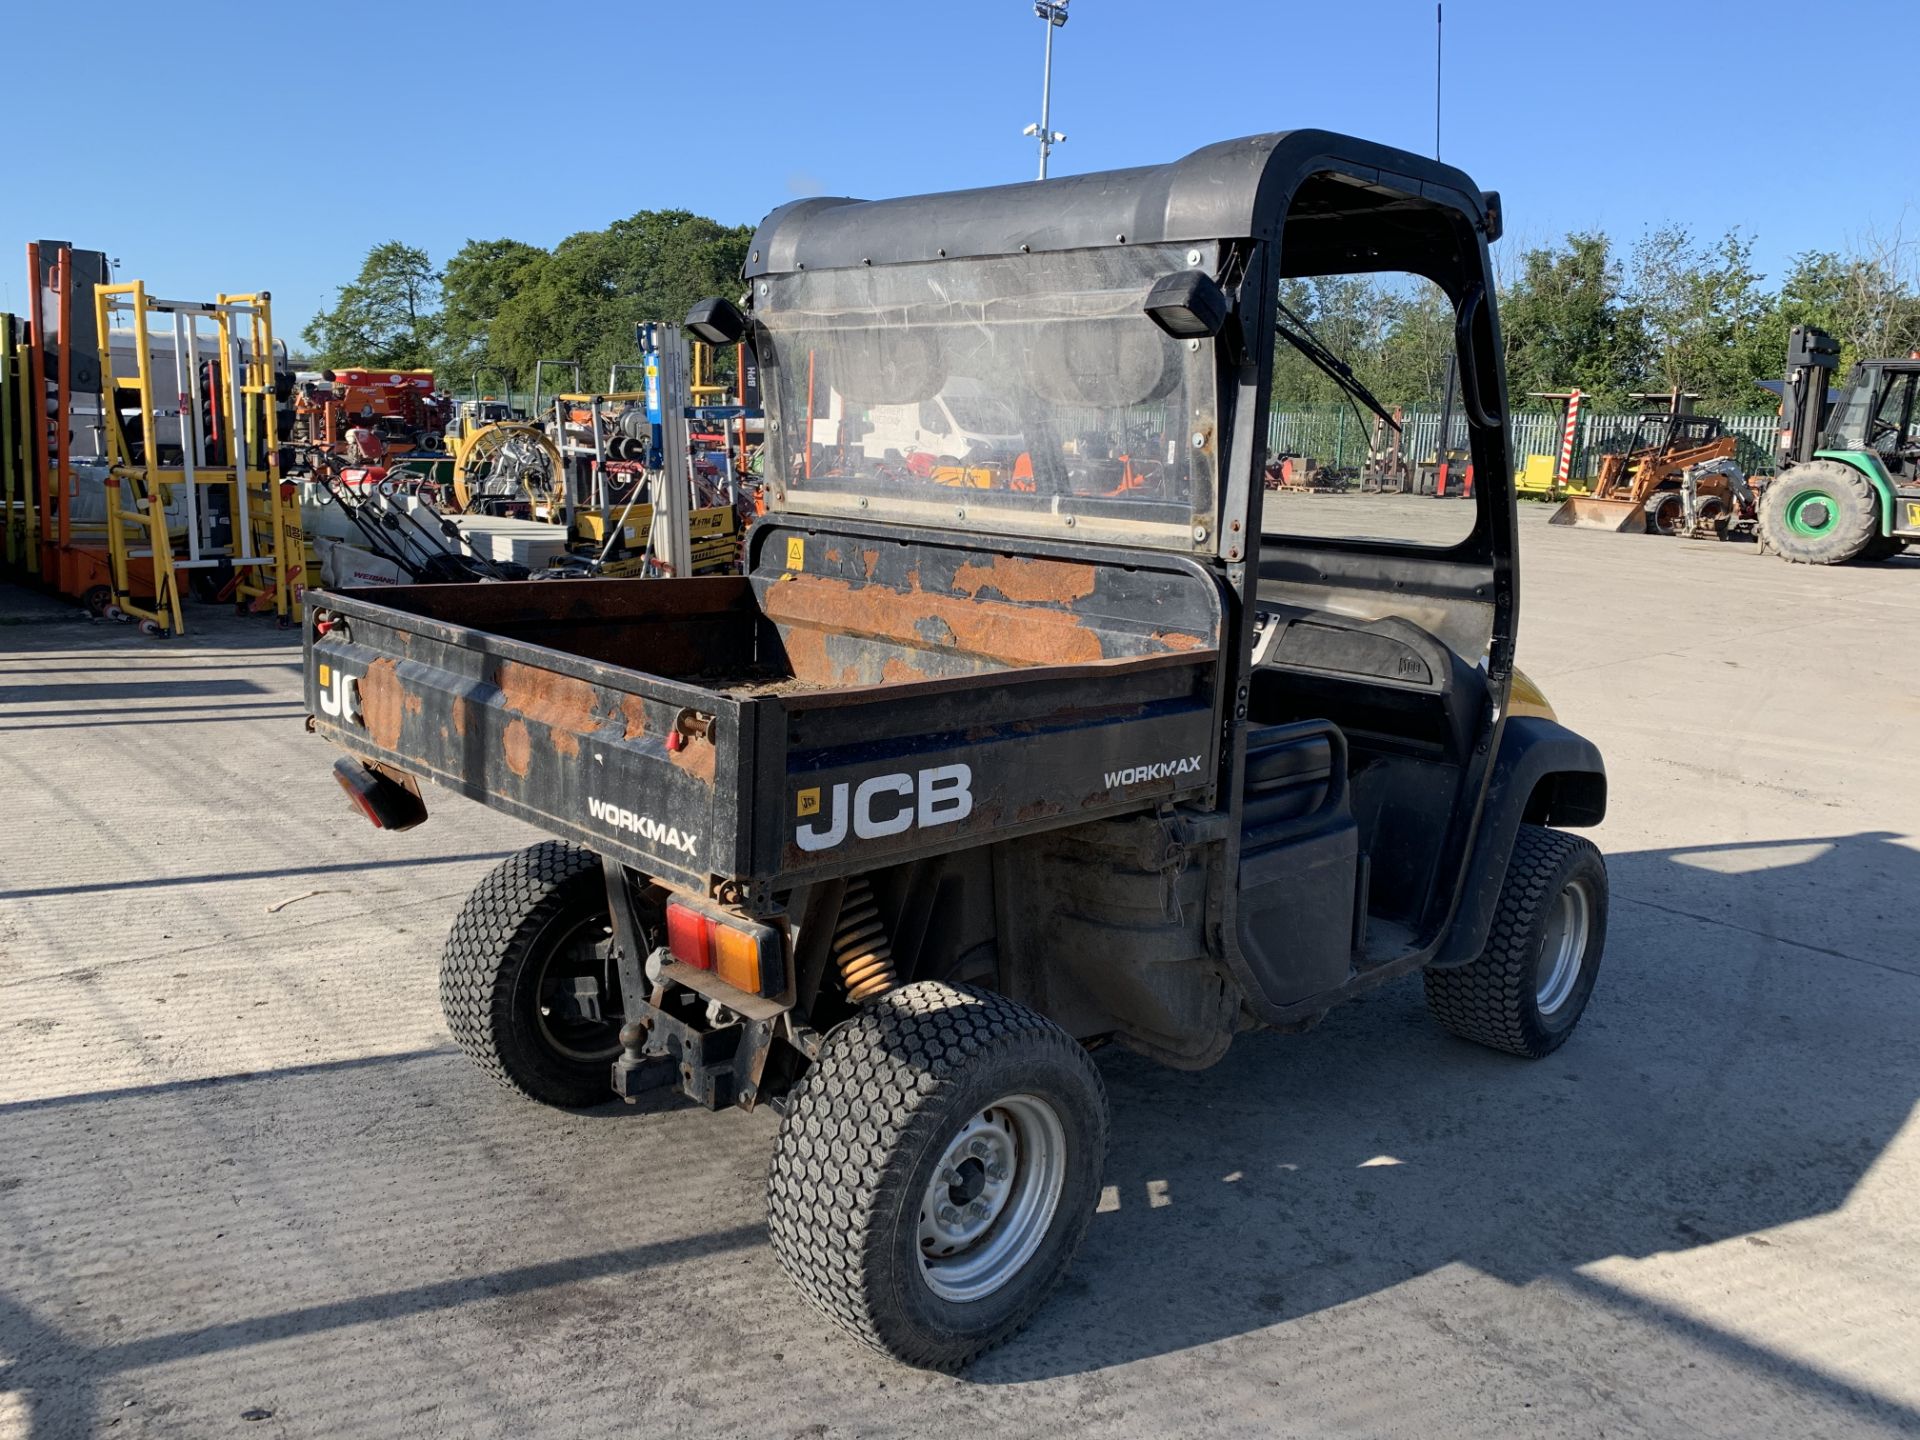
[305,520,1226,904]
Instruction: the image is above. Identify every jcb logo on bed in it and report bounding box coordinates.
[795,765,973,852]
[316,664,362,725]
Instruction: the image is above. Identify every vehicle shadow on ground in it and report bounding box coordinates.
[974,830,1920,1431]
[0,585,302,657]
[0,1047,760,1439]
[0,626,306,734]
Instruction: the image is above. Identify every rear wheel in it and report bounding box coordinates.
[440,841,628,1108]
[766,981,1108,1370]
[1425,825,1607,1058]
[1758,461,1879,564]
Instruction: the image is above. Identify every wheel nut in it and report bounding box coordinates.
[986,1162,1008,1182]
[970,1140,991,1158]
[968,1201,988,1219]
[939,1206,960,1226]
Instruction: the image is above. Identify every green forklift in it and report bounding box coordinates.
[1759,325,1920,563]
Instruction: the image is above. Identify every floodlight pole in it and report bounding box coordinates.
[1029,2,1069,180]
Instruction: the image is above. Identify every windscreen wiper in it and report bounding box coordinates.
[1275,301,1401,434]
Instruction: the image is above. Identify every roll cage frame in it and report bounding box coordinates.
[743,129,1517,716]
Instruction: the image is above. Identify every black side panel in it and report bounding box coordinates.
[1234,721,1360,1006]
[1430,716,1607,970]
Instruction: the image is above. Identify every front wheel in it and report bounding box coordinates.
[1645,490,1684,535]
[1424,825,1607,1058]
[766,982,1108,1370]
[439,841,628,1108]
[1757,461,1879,564]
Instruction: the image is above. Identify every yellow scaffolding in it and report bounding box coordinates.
[95,283,295,635]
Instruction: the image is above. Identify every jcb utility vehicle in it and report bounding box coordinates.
[306,130,1610,1370]
[1759,324,1920,564]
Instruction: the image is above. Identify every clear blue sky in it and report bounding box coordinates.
[2,0,1911,341]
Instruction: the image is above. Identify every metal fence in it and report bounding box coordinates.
[1267,405,1782,480]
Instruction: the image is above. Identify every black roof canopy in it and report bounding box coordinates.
[744,129,1499,282]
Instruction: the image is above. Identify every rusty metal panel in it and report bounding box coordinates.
[304,521,1226,903]
[308,599,752,889]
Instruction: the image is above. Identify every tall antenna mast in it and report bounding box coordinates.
[1434,3,1443,160]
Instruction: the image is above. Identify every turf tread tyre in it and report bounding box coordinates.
[1757,461,1879,564]
[1424,825,1606,1058]
[440,840,611,1108]
[767,981,1107,1370]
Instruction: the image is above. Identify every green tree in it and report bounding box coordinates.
[1747,240,1920,384]
[1272,274,1399,406]
[1373,283,1456,405]
[438,238,549,384]
[1271,272,1470,431]
[1627,225,1771,409]
[1497,232,1639,406]
[486,210,753,387]
[303,241,440,369]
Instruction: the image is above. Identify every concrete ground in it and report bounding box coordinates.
[2,514,1917,1439]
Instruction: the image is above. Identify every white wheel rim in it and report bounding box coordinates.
[916,1094,1067,1304]
[1536,878,1591,1017]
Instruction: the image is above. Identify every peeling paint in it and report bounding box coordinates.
[359,658,407,751]
[1152,630,1207,652]
[766,573,1103,671]
[951,554,1098,605]
[502,719,533,777]
[496,660,597,760]
[668,736,717,784]
[622,694,648,740]
[451,696,469,738]
[778,624,845,688]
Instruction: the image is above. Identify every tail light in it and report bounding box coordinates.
[664,899,781,997]
[333,758,428,831]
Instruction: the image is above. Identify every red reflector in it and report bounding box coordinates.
[665,903,712,969]
[334,766,387,829]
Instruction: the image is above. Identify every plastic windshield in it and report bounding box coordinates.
[754,243,1218,549]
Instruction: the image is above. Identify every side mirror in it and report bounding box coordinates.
[685,296,747,347]
[1480,190,1504,243]
[1143,270,1229,340]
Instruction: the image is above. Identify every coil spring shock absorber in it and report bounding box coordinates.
[833,875,897,1002]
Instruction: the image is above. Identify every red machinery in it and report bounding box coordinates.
[294,368,450,452]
